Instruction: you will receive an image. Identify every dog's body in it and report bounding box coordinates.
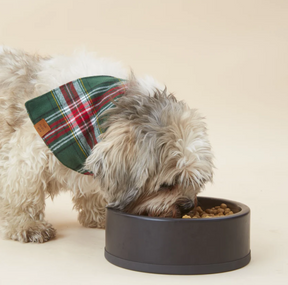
[0,47,213,243]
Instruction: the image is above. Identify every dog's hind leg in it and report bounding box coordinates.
[0,125,56,243]
[72,190,106,229]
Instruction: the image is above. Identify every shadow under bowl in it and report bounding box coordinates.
[105,196,251,275]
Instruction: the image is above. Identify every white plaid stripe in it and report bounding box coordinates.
[52,87,88,156]
[50,101,118,153]
[65,82,94,154]
[50,116,98,152]
[74,79,103,140]
[45,82,121,123]
[43,85,126,140]
[48,89,124,153]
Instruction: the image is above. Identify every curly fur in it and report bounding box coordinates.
[0,46,213,243]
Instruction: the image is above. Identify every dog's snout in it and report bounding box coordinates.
[177,198,194,215]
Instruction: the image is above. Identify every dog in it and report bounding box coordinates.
[0,47,214,243]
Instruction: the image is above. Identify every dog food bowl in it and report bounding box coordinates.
[105,196,251,275]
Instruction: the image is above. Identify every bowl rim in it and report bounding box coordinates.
[106,196,250,222]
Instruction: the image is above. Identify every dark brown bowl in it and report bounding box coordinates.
[105,196,251,275]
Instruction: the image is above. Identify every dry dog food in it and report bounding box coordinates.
[182,203,234,219]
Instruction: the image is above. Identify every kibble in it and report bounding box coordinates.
[182,215,191,219]
[182,203,235,219]
[220,203,227,209]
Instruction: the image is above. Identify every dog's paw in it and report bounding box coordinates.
[78,211,106,229]
[6,221,56,243]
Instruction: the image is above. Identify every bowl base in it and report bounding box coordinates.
[105,249,251,275]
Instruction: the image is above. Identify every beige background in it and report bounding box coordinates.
[0,0,287,284]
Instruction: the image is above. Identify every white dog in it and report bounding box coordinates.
[0,47,214,243]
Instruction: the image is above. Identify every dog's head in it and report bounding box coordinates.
[85,78,214,218]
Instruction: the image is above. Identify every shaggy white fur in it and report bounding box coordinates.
[0,47,214,243]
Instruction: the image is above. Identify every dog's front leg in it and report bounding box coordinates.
[72,191,106,229]
[0,180,56,243]
[0,188,56,243]
[0,137,56,243]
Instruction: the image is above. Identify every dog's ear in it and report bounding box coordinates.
[84,137,116,187]
[171,109,214,189]
[84,123,149,207]
[84,143,105,179]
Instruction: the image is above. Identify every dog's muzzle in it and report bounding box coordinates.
[176,197,195,216]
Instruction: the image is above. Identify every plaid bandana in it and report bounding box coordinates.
[25,76,127,175]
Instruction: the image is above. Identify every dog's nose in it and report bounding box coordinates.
[177,198,194,216]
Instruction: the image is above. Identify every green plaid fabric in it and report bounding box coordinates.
[25,76,127,175]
